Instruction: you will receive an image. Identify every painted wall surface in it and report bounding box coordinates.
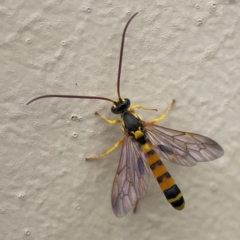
[1,1,239,239]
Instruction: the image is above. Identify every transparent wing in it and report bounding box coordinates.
[144,123,224,167]
[111,135,150,218]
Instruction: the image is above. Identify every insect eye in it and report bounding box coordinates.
[111,105,121,114]
[111,98,131,114]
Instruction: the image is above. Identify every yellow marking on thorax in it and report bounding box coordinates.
[131,112,143,121]
[131,129,144,139]
[121,118,125,131]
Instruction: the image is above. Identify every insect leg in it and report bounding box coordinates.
[86,139,123,160]
[133,198,139,214]
[130,105,157,113]
[95,112,121,124]
[149,99,175,124]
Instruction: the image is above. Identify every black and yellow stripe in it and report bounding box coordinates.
[141,142,185,210]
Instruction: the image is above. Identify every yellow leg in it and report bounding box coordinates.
[130,105,157,113]
[86,139,123,160]
[133,198,139,214]
[95,112,121,124]
[149,99,175,124]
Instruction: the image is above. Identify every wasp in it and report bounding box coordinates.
[27,12,224,217]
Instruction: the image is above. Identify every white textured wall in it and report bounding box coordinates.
[1,1,240,239]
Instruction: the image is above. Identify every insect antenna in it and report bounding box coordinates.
[26,94,114,105]
[27,13,138,106]
[116,12,138,99]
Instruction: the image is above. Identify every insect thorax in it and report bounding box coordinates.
[121,111,146,144]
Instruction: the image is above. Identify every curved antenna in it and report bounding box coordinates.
[26,94,114,105]
[117,12,138,99]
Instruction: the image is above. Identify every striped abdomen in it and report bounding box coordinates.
[141,143,185,210]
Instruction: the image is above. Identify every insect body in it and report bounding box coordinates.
[27,13,224,217]
[110,98,185,217]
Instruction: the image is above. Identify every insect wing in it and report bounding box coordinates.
[111,135,150,217]
[144,123,224,167]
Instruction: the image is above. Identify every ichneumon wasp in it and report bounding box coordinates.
[27,12,224,217]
